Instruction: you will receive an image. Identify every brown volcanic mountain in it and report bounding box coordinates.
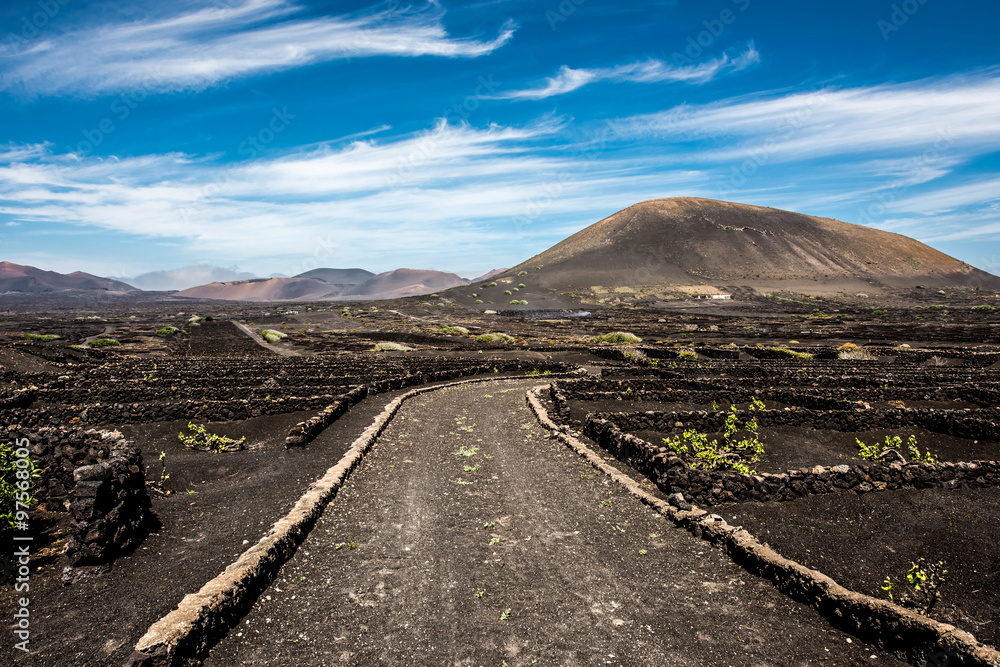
[508,198,1000,294]
[0,261,137,293]
[174,277,339,301]
[340,268,467,300]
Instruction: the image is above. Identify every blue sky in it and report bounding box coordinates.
[1,0,999,285]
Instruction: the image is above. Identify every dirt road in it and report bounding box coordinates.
[206,379,905,666]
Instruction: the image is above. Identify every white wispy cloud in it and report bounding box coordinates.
[495,43,759,101]
[611,69,1000,163]
[0,0,516,96]
[0,120,693,273]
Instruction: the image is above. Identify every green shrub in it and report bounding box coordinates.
[373,342,412,352]
[24,333,58,342]
[476,333,515,344]
[488,282,497,287]
[474,300,483,304]
[179,423,246,452]
[517,283,526,288]
[90,338,120,347]
[509,299,528,305]
[882,558,947,615]
[156,326,186,335]
[260,329,287,343]
[856,435,936,463]
[973,304,996,311]
[1,441,39,531]
[679,350,697,361]
[589,332,642,344]
[518,271,527,276]
[662,398,766,474]
[438,325,469,335]
[871,310,886,316]
[503,290,512,295]
[762,345,811,360]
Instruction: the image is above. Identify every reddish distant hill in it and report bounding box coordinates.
[173,277,339,301]
[470,268,508,283]
[0,261,137,293]
[340,268,467,300]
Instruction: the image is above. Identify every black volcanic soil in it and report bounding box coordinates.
[1,296,998,664]
[718,487,1000,649]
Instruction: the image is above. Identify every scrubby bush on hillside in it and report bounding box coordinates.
[373,342,411,352]
[260,329,286,343]
[24,333,58,342]
[476,333,514,344]
[589,332,642,344]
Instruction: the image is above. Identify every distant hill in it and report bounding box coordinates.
[294,268,375,285]
[0,261,137,293]
[173,277,338,301]
[123,265,258,291]
[340,268,467,300]
[469,268,508,283]
[504,197,1000,295]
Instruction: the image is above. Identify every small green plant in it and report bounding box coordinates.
[662,398,766,474]
[476,333,514,344]
[178,423,246,452]
[260,329,287,343]
[24,333,58,342]
[517,283,526,288]
[881,558,946,614]
[499,608,512,621]
[476,589,485,599]
[871,310,886,317]
[856,435,936,463]
[484,521,495,529]
[1,442,40,530]
[146,451,171,495]
[438,324,469,335]
[90,338,121,347]
[590,331,642,344]
[489,282,497,287]
[474,300,483,304]
[156,326,186,335]
[489,537,501,545]
[509,299,528,305]
[638,549,648,556]
[679,350,697,362]
[518,271,527,276]
[455,445,481,457]
[972,304,996,311]
[372,342,412,352]
[504,290,512,295]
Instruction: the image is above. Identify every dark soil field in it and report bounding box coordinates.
[1,291,998,665]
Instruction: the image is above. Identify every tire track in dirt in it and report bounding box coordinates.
[205,379,907,666]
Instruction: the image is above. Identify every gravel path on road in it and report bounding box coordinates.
[206,379,906,666]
